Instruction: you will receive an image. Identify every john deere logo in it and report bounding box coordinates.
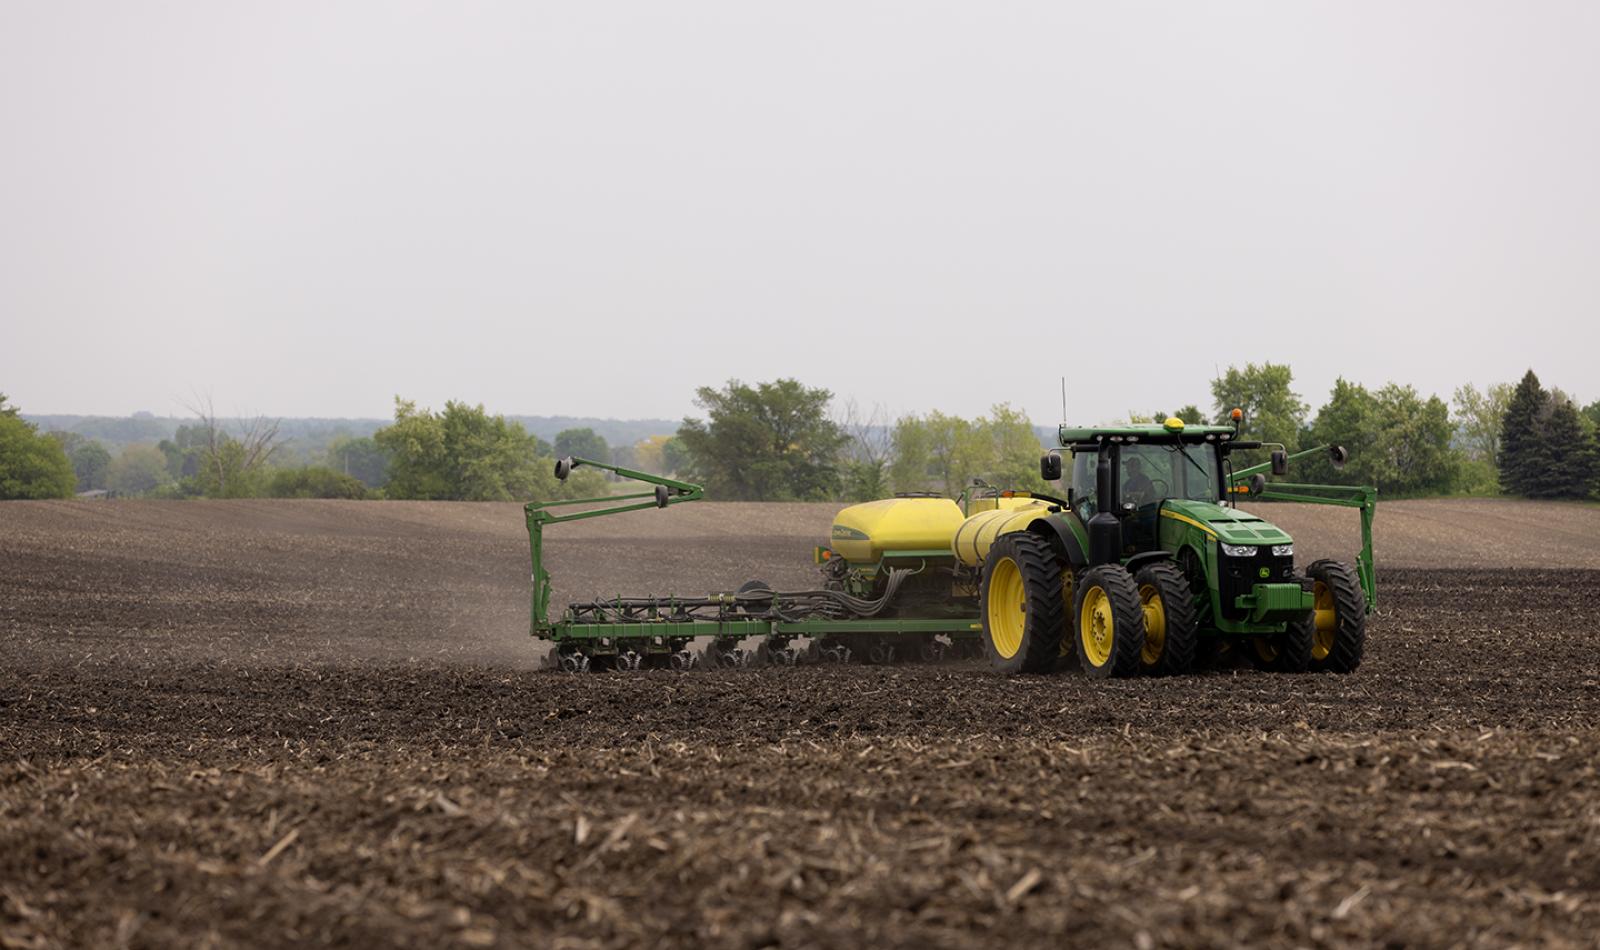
[1258,567,1271,579]
[832,525,869,541]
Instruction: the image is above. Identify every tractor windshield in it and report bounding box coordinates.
[1119,441,1222,506]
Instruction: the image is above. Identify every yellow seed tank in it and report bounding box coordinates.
[829,498,965,563]
[951,498,1054,567]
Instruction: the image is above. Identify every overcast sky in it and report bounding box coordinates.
[3,2,1597,426]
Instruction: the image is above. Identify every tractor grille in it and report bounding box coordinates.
[1218,547,1298,621]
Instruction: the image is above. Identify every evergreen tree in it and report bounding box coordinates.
[1497,370,1549,496]
[1539,398,1598,499]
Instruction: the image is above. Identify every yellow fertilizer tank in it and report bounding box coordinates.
[829,497,965,563]
[952,498,1053,567]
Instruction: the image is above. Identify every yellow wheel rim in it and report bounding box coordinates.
[1254,637,1280,663]
[1310,580,1336,661]
[1139,584,1166,665]
[987,556,1026,660]
[1080,585,1114,667]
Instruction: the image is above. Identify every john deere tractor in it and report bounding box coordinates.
[526,412,1374,676]
[959,413,1375,676]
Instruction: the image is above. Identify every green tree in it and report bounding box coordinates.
[1582,400,1600,433]
[1302,380,1458,494]
[327,436,390,488]
[0,394,77,500]
[1540,397,1599,499]
[676,379,847,501]
[70,441,112,491]
[178,398,281,498]
[377,398,546,501]
[190,436,270,498]
[553,427,610,463]
[1453,382,1513,464]
[660,435,692,477]
[268,466,369,499]
[1498,370,1549,496]
[159,425,206,481]
[1174,405,1207,425]
[1372,384,1458,494]
[373,398,606,501]
[608,441,637,471]
[890,412,970,498]
[107,445,174,496]
[890,405,1046,498]
[49,432,105,488]
[1300,379,1377,483]
[1452,382,1514,495]
[1210,363,1307,463]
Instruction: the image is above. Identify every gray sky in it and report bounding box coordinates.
[3,2,1597,426]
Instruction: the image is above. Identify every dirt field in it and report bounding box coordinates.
[3,498,1600,948]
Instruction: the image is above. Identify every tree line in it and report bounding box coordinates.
[3,366,1597,502]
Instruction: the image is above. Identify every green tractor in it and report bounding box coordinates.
[523,411,1373,676]
[974,412,1375,676]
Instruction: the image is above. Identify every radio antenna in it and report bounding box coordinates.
[1060,377,1068,424]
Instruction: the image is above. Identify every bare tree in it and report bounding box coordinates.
[835,399,893,500]
[182,392,282,496]
[837,398,892,467]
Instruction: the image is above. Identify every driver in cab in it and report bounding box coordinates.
[1123,457,1156,506]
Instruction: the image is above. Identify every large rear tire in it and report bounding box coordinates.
[980,533,1067,674]
[1133,561,1198,676]
[1073,564,1144,678]
[1304,559,1366,673]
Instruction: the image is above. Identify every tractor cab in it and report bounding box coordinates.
[1067,431,1226,518]
[1056,418,1243,553]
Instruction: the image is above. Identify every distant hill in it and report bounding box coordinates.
[25,412,1049,455]
[507,416,680,446]
[22,413,683,457]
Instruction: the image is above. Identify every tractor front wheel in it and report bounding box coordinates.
[1134,561,1198,676]
[1074,564,1144,678]
[1247,622,1311,673]
[1303,559,1367,673]
[980,533,1067,674]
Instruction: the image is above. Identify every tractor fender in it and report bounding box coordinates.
[1123,550,1174,573]
[1027,518,1087,570]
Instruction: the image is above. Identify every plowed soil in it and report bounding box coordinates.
[3,498,1599,948]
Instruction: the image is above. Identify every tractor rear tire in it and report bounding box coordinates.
[1073,564,1144,678]
[1133,561,1198,676]
[1304,559,1366,673]
[980,533,1068,674]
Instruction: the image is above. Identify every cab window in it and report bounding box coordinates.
[1119,442,1221,506]
[1070,450,1098,521]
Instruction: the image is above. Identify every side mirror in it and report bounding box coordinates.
[554,457,574,481]
[1040,452,1062,481]
[1329,445,1348,470]
[1270,449,1287,476]
[1249,474,1267,497]
[654,484,670,508]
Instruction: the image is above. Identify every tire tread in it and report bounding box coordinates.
[1305,558,1366,674]
[1134,561,1198,676]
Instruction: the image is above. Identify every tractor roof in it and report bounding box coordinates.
[1057,421,1240,446]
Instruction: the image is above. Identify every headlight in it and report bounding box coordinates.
[1220,543,1257,557]
[1271,544,1294,557]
